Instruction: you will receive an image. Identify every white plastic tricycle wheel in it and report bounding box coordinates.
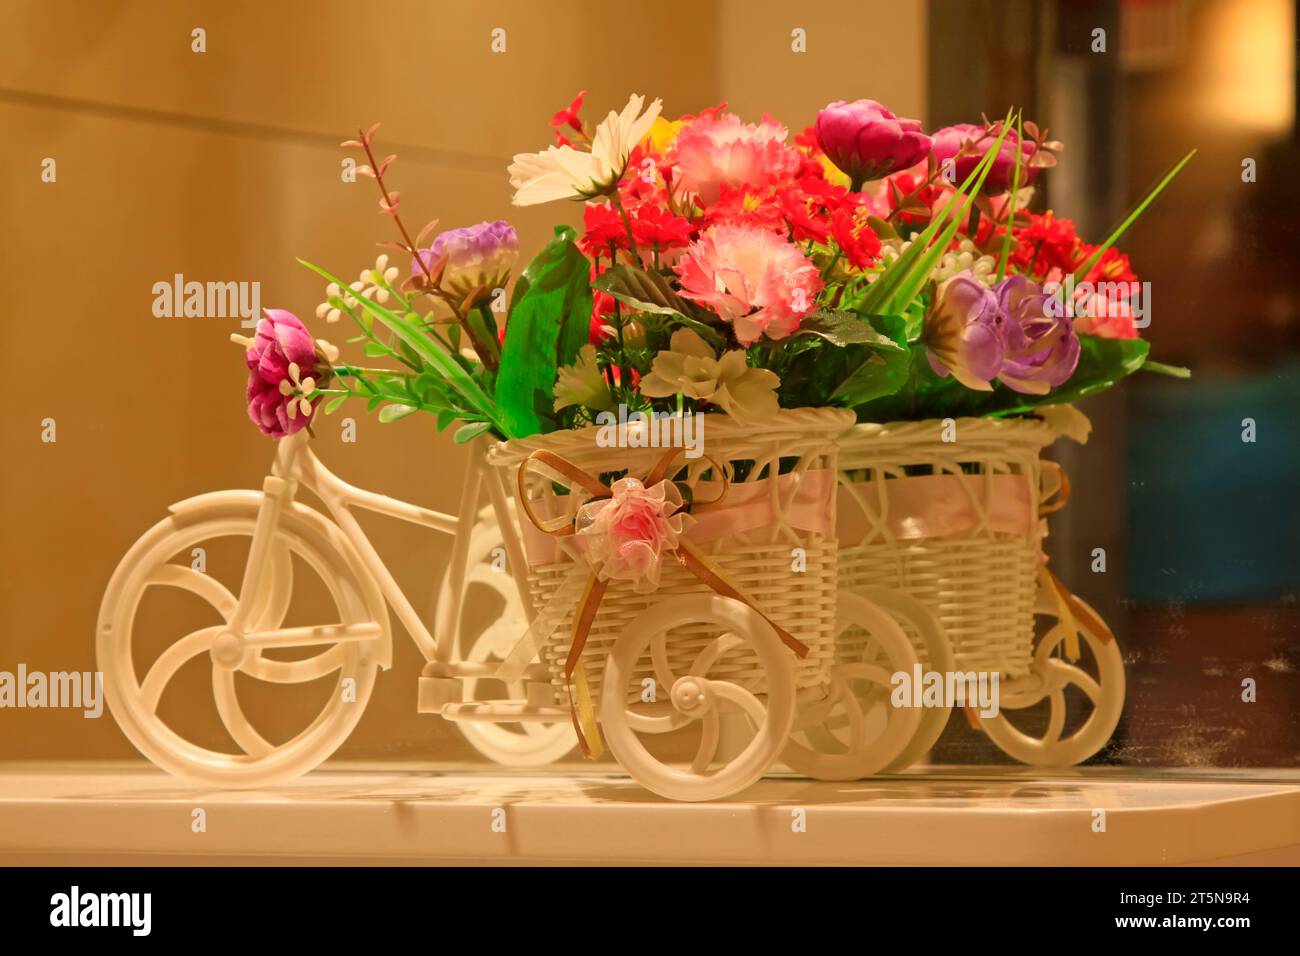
[973,590,1125,767]
[782,592,923,780]
[437,505,576,766]
[862,588,956,772]
[97,492,388,787]
[599,594,796,802]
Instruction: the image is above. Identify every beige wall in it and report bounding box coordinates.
[0,0,926,764]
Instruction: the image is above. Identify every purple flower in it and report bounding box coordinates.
[413,219,519,301]
[922,274,1004,391]
[993,275,1080,394]
[930,123,1038,196]
[815,100,932,186]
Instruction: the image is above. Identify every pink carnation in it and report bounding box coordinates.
[674,224,823,344]
[671,113,802,205]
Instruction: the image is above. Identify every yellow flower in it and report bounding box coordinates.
[639,328,780,425]
[817,153,851,188]
[554,344,615,413]
[644,117,684,154]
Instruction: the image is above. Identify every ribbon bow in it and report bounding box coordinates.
[508,447,810,758]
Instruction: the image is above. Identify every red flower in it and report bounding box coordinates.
[830,208,882,269]
[579,202,627,255]
[550,90,587,147]
[579,198,695,257]
[704,184,787,233]
[1011,211,1083,278]
[779,174,864,244]
[1080,245,1138,286]
[631,204,694,249]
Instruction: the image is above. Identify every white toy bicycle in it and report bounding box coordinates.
[98,409,931,801]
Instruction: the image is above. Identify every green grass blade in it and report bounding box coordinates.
[882,117,1014,313]
[1071,148,1196,284]
[861,109,1013,316]
[996,113,1024,283]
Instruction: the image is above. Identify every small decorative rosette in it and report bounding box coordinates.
[573,477,694,593]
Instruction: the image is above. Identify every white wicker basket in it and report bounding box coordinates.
[837,417,1060,679]
[486,408,852,703]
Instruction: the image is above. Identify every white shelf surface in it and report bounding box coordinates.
[1,764,1297,865]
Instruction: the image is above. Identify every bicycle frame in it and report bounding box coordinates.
[242,431,538,688]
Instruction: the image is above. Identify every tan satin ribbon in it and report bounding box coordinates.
[516,446,810,758]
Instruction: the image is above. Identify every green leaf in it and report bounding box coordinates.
[1141,359,1190,379]
[852,335,1151,421]
[866,215,899,241]
[1027,336,1151,410]
[378,403,418,423]
[363,342,390,358]
[495,227,593,438]
[592,263,696,317]
[454,421,493,444]
[797,310,905,349]
[592,264,727,350]
[324,394,348,415]
[829,314,911,405]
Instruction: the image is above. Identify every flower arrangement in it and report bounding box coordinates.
[236,94,1192,440]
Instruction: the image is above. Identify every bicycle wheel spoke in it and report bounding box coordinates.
[709,680,765,724]
[139,625,223,713]
[691,633,743,675]
[650,631,677,691]
[690,711,721,774]
[146,565,237,619]
[1043,690,1066,745]
[241,645,347,684]
[212,668,274,758]
[1055,661,1103,705]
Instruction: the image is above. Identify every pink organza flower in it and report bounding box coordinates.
[674,224,823,344]
[575,477,692,593]
[244,309,320,438]
[671,112,802,205]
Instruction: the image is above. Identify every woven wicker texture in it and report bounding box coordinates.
[488,408,854,700]
[838,417,1059,679]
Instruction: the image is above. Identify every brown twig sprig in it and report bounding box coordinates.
[341,124,499,372]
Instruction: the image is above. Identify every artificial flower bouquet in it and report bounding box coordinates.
[236,93,1189,444]
[226,93,1192,775]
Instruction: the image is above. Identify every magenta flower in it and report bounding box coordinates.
[994,276,1079,394]
[815,99,932,187]
[930,123,1038,195]
[922,274,1004,391]
[244,309,321,438]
